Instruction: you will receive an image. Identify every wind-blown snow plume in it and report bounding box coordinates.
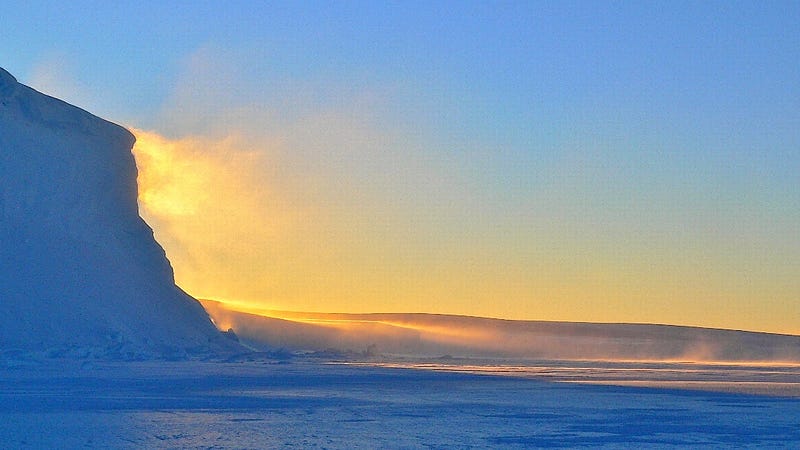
[131,128,298,302]
[126,47,493,318]
[202,299,800,363]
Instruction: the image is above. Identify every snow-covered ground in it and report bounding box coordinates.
[2,66,799,448]
[1,357,798,448]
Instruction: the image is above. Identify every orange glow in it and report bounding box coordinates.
[199,299,800,364]
[200,300,490,343]
[132,131,207,216]
[260,316,498,349]
[129,126,800,336]
[130,128,298,301]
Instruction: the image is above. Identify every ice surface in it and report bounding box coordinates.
[0,67,235,357]
[0,358,798,448]
[2,65,798,447]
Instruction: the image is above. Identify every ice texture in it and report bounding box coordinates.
[0,359,798,448]
[0,67,235,358]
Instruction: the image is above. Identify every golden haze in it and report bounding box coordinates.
[131,128,799,336]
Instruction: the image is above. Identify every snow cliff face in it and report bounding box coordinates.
[0,67,234,357]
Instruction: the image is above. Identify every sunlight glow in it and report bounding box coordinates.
[132,130,206,216]
[199,299,800,365]
[130,128,295,301]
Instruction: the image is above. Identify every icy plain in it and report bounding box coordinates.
[1,357,798,448]
[2,64,799,448]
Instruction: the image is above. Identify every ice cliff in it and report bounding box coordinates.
[0,67,235,358]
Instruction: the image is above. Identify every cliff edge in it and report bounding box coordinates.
[0,67,237,358]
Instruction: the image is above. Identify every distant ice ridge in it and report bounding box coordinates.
[0,67,238,359]
[202,300,800,363]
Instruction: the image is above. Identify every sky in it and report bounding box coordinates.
[2,1,798,334]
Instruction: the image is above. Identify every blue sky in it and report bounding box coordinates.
[3,1,799,333]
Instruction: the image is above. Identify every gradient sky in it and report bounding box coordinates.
[3,2,798,334]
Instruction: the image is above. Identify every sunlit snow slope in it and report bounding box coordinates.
[202,299,800,362]
[0,67,235,358]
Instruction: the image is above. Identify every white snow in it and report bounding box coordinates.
[2,66,799,447]
[0,358,798,448]
[0,67,235,358]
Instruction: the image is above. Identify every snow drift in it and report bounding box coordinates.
[202,299,800,362]
[0,67,235,358]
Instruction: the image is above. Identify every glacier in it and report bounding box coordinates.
[0,66,798,448]
[0,67,234,358]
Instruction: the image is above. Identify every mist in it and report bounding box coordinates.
[129,46,487,314]
[125,46,800,334]
[201,300,800,363]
